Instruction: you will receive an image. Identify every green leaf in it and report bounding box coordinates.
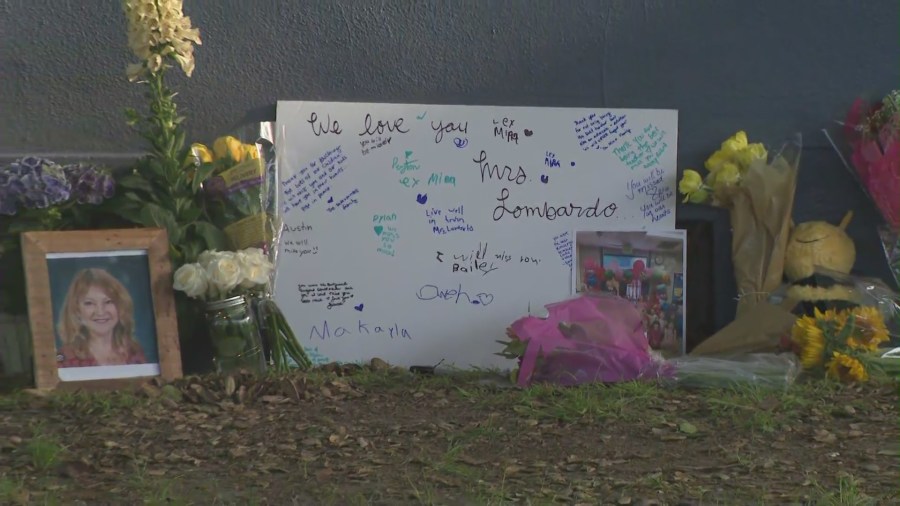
[174,129,186,155]
[7,220,45,234]
[139,203,180,243]
[180,239,201,265]
[114,204,145,226]
[116,173,157,194]
[678,421,698,435]
[179,205,203,223]
[146,157,167,181]
[191,163,219,194]
[123,191,146,203]
[191,221,228,251]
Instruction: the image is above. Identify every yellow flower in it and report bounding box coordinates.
[712,162,741,189]
[721,131,749,152]
[190,143,214,164]
[845,306,890,351]
[242,144,260,161]
[734,143,768,171]
[791,315,826,369]
[704,149,732,173]
[826,351,868,383]
[678,169,703,194]
[687,188,710,204]
[213,136,244,162]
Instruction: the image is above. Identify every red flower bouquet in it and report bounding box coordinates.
[842,90,900,286]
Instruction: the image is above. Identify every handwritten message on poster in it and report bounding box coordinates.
[275,102,678,369]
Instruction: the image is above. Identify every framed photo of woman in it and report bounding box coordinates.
[21,228,182,390]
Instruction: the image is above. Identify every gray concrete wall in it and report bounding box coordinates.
[2,0,898,283]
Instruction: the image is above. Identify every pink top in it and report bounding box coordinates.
[56,345,147,368]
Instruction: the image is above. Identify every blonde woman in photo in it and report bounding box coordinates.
[56,268,147,367]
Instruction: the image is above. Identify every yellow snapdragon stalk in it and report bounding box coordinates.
[115,0,234,375]
[123,0,201,81]
[118,0,226,266]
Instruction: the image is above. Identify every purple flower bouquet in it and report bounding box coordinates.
[0,157,116,313]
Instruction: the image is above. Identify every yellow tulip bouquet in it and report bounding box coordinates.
[678,131,801,320]
[678,131,769,205]
[789,305,893,383]
[190,129,279,253]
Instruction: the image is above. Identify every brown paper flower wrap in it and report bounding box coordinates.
[680,133,802,355]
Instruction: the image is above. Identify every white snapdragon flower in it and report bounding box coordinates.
[122,0,201,80]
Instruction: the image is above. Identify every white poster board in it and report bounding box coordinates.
[275,101,678,369]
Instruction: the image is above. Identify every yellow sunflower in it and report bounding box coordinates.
[791,314,817,344]
[799,331,826,370]
[845,306,890,352]
[826,351,868,383]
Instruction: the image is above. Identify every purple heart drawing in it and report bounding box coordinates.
[354,303,364,312]
[416,193,428,205]
[540,175,549,184]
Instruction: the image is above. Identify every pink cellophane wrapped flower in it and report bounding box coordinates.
[508,293,672,387]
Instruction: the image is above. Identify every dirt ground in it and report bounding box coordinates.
[0,364,898,506]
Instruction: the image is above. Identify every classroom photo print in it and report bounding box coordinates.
[573,230,687,357]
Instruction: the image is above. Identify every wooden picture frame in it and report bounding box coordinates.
[21,228,182,390]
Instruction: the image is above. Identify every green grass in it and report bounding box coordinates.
[0,476,28,505]
[810,474,879,506]
[515,379,661,422]
[45,390,146,416]
[25,435,63,472]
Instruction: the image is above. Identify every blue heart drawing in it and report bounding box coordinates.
[540,175,549,183]
[416,193,428,204]
[453,137,468,148]
[354,303,364,311]
[374,226,383,236]
[327,196,334,204]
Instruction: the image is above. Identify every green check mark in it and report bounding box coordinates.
[416,112,427,120]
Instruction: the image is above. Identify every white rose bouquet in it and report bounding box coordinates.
[173,248,311,371]
[173,248,269,300]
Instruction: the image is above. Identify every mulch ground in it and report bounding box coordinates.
[1,363,898,505]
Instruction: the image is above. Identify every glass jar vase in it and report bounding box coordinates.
[204,295,266,374]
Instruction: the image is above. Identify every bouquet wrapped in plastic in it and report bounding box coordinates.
[187,123,307,372]
[500,293,667,387]
[834,90,900,287]
[772,266,900,379]
[500,293,800,389]
[190,122,280,254]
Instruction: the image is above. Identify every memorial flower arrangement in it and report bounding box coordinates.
[109,0,308,375]
[0,158,117,313]
[677,130,800,327]
[113,0,227,266]
[173,249,311,372]
[189,135,277,252]
[174,248,272,301]
[678,131,768,205]
[841,90,900,286]
[789,306,892,383]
